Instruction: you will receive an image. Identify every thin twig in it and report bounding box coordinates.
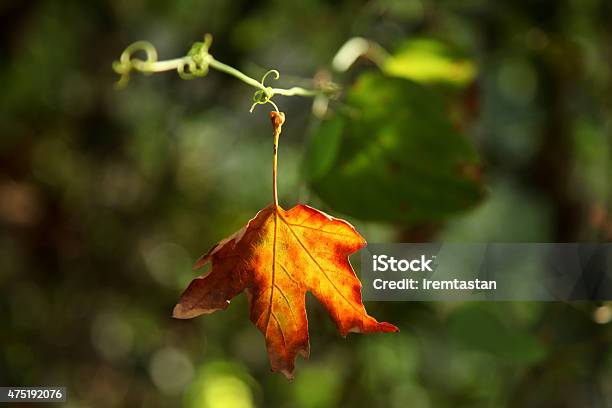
[112,35,337,112]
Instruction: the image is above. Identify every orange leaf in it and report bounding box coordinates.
[173,204,398,379]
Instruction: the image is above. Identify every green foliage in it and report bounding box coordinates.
[449,304,547,364]
[383,38,477,87]
[305,72,484,223]
[185,362,256,408]
[292,365,342,408]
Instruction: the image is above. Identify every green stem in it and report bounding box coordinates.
[273,87,318,97]
[113,36,335,111]
[208,57,266,90]
[142,58,189,72]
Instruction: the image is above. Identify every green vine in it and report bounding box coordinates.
[113,34,338,112]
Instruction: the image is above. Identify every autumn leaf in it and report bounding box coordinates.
[173,112,398,379]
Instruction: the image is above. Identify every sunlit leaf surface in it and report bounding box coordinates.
[174,204,398,379]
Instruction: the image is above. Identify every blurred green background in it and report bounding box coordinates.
[1,0,612,407]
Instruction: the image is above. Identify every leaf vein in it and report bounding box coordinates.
[279,215,362,315]
[274,283,297,327]
[285,223,354,237]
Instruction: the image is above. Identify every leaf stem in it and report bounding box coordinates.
[270,111,285,208]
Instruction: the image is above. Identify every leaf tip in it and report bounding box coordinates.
[379,322,400,333]
[172,302,209,319]
[172,303,202,320]
[172,303,189,319]
[278,368,295,381]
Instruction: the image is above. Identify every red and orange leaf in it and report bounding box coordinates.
[173,204,398,379]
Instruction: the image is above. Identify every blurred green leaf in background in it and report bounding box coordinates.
[305,72,484,223]
[384,38,477,86]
